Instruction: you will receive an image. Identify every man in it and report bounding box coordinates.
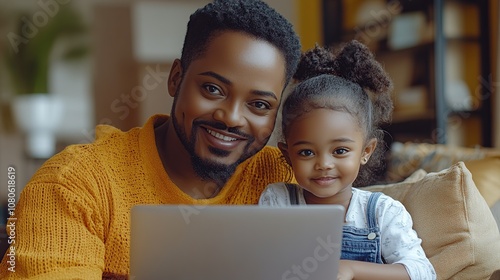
[0,0,301,278]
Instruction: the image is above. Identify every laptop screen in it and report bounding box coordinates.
[130,205,344,280]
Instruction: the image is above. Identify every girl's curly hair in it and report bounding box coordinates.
[281,40,394,187]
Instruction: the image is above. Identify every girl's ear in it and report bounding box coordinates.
[168,59,183,97]
[277,142,292,166]
[361,138,378,165]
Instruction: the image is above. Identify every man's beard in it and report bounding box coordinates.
[171,113,270,188]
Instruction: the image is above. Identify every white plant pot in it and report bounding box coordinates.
[12,94,64,159]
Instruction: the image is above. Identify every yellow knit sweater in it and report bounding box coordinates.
[0,115,292,279]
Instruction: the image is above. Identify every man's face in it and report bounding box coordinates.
[168,31,286,183]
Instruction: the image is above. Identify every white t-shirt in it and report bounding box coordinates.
[259,183,436,280]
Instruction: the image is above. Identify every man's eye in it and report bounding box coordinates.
[251,101,271,110]
[204,84,222,95]
[298,150,314,157]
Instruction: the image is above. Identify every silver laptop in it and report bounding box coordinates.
[130,205,345,280]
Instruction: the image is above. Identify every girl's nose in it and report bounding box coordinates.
[315,154,334,170]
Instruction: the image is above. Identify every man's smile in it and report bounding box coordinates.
[206,128,239,142]
[200,126,247,151]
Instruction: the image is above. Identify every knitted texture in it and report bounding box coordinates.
[0,115,292,279]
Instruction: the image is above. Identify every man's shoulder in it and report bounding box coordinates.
[45,121,146,170]
[247,146,286,167]
[238,145,292,180]
[93,123,139,144]
[92,114,167,144]
[254,145,282,158]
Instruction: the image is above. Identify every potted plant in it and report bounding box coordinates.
[4,4,89,158]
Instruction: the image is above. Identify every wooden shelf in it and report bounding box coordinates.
[392,111,436,124]
[322,0,492,146]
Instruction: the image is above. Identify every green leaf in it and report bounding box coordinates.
[3,4,89,95]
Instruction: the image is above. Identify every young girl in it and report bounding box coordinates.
[259,41,436,280]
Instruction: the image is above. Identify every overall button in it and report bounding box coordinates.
[367,232,377,240]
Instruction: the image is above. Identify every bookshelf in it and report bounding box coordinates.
[322,0,493,147]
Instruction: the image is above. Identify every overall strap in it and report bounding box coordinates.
[285,183,300,205]
[366,192,382,228]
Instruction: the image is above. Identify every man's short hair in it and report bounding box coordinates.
[181,0,301,87]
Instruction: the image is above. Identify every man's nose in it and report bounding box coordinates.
[213,103,245,128]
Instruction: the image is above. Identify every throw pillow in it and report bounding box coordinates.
[464,156,500,207]
[364,162,500,280]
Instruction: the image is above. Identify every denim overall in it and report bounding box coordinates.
[341,192,384,263]
[285,185,384,264]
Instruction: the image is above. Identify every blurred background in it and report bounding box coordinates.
[0,0,498,214]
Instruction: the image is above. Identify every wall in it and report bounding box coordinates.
[297,0,322,50]
[0,1,95,202]
[0,1,94,142]
[493,0,500,148]
[93,4,140,131]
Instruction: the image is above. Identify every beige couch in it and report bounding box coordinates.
[386,142,500,227]
[364,142,500,280]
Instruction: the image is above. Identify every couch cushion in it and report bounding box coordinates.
[364,162,500,280]
[464,156,500,207]
[386,141,500,183]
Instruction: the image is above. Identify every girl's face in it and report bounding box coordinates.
[279,109,376,204]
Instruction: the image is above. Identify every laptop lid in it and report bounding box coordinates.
[130,205,345,280]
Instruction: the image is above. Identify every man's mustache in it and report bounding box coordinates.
[193,119,253,140]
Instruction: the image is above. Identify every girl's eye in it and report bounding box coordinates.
[204,84,222,96]
[333,148,349,155]
[298,150,314,157]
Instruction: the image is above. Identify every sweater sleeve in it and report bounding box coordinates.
[0,147,109,279]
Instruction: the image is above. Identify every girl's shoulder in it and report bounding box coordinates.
[263,182,289,192]
[259,182,291,206]
[352,188,406,214]
[348,188,410,227]
[353,187,399,203]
